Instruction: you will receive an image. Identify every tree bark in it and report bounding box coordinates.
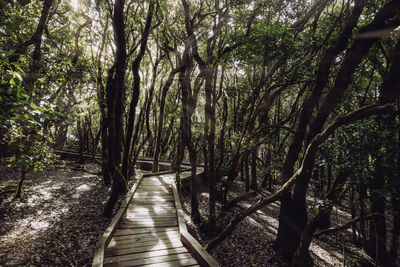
[251,147,257,190]
[9,0,54,65]
[104,0,128,217]
[153,68,179,172]
[122,1,154,179]
[367,37,400,265]
[205,104,394,251]
[275,0,400,259]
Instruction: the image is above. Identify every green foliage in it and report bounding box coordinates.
[1,55,56,195]
[0,57,28,120]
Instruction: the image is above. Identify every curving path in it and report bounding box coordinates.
[93,171,219,267]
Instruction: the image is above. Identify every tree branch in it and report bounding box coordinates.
[205,103,394,251]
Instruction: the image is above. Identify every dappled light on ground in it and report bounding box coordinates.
[180,179,375,266]
[0,162,112,265]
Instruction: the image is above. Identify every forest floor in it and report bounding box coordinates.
[0,160,138,266]
[1,161,397,266]
[180,180,385,267]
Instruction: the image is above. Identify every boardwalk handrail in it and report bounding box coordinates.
[54,149,203,167]
[92,175,144,267]
[172,184,221,267]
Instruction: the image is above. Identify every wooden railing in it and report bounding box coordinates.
[91,163,218,267]
[172,184,221,267]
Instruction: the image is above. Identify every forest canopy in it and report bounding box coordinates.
[1,0,400,266]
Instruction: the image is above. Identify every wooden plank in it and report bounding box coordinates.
[141,170,182,177]
[138,186,171,190]
[127,205,176,211]
[172,184,221,267]
[137,189,171,193]
[139,184,171,187]
[125,212,176,218]
[141,180,169,184]
[119,220,178,226]
[133,196,174,201]
[111,232,181,243]
[124,216,177,222]
[138,186,170,190]
[109,237,181,247]
[144,178,175,182]
[133,195,172,199]
[139,185,169,189]
[139,184,170,188]
[172,185,187,233]
[125,210,176,215]
[106,239,182,249]
[134,193,173,198]
[121,218,178,225]
[92,175,144,267]
[134,193,174,197]
[104,247,188,264]
[128,204,175,210]
[92,242,105,267]
[125,213,176,218]
[180,232,220,267]
[112,230,179,240]
[107,238,183,250]
[114,227,179,236]
[112,229,179,238]
[104,252,193,267]
[105,242,184,257]
[121,217,177,222]
[139,258,198,267]
[136,188,172,192]
[117,225,178,230]
[139,183,169,187]
[125,211,176,216]
[132,201,175,205]
[128,203,175,208]
[118,221,178,229]
[144,174,175,178]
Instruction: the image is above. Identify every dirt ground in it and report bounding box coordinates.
[179,179,389,267]
[0,160,124,266]
[1,160,398,266]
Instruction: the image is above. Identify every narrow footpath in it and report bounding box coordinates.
[103,174,200,267]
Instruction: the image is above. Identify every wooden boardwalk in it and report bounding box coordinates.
[93,173,218,267]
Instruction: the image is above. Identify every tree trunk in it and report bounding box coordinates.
[9,0,54,66]
[276,0,399,261]
[216,97,227,180]
[390,98,400,258]
[367,36,400,264]
[367,156,387,265]
[245,152,250,192]
[122,1,154,179]
[153,69,178,172]
[206,104,394,252]
[96,12,110,185]
[251,147,257,190]
[291,215,318,267]
[15,168,26,198]
[77,118,84,162]
[104,0,128,217]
